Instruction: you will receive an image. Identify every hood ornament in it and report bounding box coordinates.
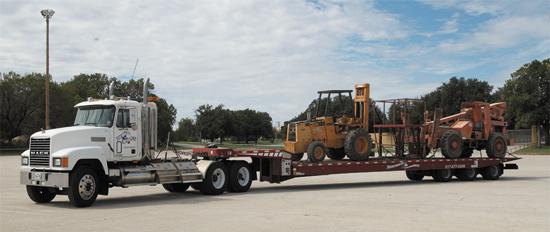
[41,128,45,134]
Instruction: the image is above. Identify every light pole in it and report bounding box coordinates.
[41,9,54,129]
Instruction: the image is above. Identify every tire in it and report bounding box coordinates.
[406,171,424,181]
[190,183,201,191]
[198,161,228,195]
[227,161,253,192]
[480,166,500,180]
[486,133,507,158]
[306,141,327,162]
[344,129,373,161]
[455,168,477,181]
[291,153,304,161]
[440,130,462,159]
[68,166,100,207]
[461,147,474,158]
[432,169,453,182]
[163,183,190,193]
[327,148,346,160]
[26,186,56,203]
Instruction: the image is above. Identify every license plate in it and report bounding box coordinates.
[31,172,46,181]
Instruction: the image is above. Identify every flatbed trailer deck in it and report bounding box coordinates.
[191,148,520,184]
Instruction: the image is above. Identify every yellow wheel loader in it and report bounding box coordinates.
[284,84,374,162]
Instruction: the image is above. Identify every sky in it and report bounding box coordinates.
[1,0,549,126]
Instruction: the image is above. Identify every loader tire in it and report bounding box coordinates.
[307,141,327,162]
[345,129,373,161]
[440,130,462,159]
[486,133,507,158]
[327,148,346,160]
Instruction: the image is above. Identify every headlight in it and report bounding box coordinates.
[53,157,68,167]
[21,157,29,165]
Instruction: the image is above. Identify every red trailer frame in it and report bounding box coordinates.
[191,148,520,183]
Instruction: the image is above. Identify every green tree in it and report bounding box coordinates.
[423,77,493,116]
[0,72,44,143]
[502,59,550,145]
[174,118,198,142]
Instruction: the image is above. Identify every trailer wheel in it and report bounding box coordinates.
[440,130,462,159]
[228,161,253,192]
[486,133,507,158]
[455,168,477,181]
[327,148,346,160]
[163,183,190,193]
[291,153,304,161]
[345,129,373,161]
[68,166,99,207]
[406,171,424,181]
[480,166,500,180]
[198,161,228,195]
[26,186,57,203]
[307,141,327,162]
[432,169,453,182]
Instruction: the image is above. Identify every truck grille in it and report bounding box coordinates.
[30,138,50,166]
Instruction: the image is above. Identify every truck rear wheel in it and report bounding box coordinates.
[432,169,452,182]
[345,129,373,161]
[307,141,327,162]
[327,148,346,160]
[68,166,99,207]
[227,161,252,192]
[455,168,477,181]
[440,130,462,159]
[163,183,190,192]
[198,161,228,195]
[405,171,424,181]
[26,186,57,203]
[486,133,507,158]
[480,166,500,180]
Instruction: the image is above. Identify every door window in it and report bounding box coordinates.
[116,109,130,128]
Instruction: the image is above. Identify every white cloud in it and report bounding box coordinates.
[0,0,410,124]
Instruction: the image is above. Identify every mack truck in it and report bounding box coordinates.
[20,80,520,207]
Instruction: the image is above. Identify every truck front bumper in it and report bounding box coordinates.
[20,169,69,188]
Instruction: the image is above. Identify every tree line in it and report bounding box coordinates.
[173,105,274,144]
[0,72,176,147]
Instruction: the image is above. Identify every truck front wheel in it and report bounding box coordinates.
[26,186,56,203]
[68,166,99,207]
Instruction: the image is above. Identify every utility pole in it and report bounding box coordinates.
[41,9,55,129]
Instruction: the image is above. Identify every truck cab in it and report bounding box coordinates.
[20,80,207,207]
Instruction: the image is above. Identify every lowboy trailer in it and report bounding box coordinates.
[191,148,519,184]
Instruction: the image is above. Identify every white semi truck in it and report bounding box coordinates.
[20,80,520,207]
[20,79,253,207]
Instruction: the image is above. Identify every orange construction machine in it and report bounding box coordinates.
[423,102,508,159]
[284,84,374,162]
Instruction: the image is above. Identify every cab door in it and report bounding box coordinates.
[114,107,139,157]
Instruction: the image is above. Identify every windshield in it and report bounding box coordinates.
[74,105,115,127]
